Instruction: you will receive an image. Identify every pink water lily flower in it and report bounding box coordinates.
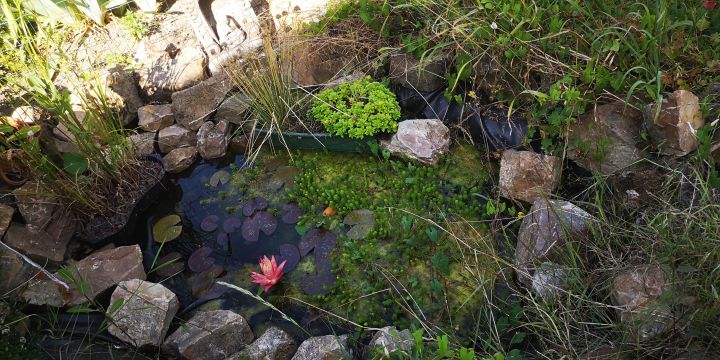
[705,0,718,10]
[251,255,287,293]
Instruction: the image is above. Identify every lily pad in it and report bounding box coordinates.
[188,247,215,273]
[315,232,337,271]
[255,211,277,236]
[222,217,242,233]
[197,282,228,301]
[241,200,256,217]
[241,216,260,242]
[155,252,184,278]
[200,215,220,232]
[191,272,215,298]
[254,197,268,211]
[216,233,229,250]
[153,214,182,243]
[209,170,231,187]
[269,166,299,190]
[281,203,302,224]
[277,244,300,272]
[301,269,336,296]
[298,229,323,257]
[344,209,375,240]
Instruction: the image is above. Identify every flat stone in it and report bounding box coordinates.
[380,119,450,166]
[20,271,71,307]
[514,199,596,287]
[158,124,197,153]
[643,90,704,156]
[499,150,562,203]
[4,222,68,265]
[13,181,58,232]
[291,334,350,360]
[66,245,146,305]
[163,147,199,174]
[172,72,234,131]
[232,326,296,360]
[163,310,254,359]
[108,279,179,348]
[531,262,569,298]
[611,265,671,340]
[102,66,144,126]
[138,104,175,132]
[129,132,157,156]
[215,93,251,125]
[0,241,46,298]
[389,53,447,92]
[569,102,644,174]
[197,120,230,160]
[0,204,13,238]
[366,326,413,359]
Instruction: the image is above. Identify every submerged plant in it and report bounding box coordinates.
[251,255,287,293]
[310,76,401,139]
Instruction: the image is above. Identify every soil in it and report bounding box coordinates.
[77,157,165,243]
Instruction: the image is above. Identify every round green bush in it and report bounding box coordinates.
[310,77,401,139]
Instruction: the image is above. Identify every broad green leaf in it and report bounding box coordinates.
[63,152,89,175]
[431,252,449,275]
[209,170,231,187]
[153,214,182,243]
[24,0,78,25]
[74,0,106,25]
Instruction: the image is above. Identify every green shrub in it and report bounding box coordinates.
[310,77,401,139]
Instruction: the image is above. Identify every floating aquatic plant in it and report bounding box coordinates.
[255,211,278,236]
[277,244,300,272]
[298,229,323,257]
[222,217,242,233]
[153,214,182,243]
[154,252,184,278]
[241,216,260,242]
[281,203,302,224]
[242,196,269,217]
[200,215,220,232]
[188,247,215,273]
[209,170,231,187]
[344,209,375,240]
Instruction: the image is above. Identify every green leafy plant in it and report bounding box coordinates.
[152,214,182,243]
[310,76,401,139]
[24,0,157,25]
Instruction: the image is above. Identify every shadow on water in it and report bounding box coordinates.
[130,154,345,342]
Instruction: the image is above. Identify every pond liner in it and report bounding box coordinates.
[78,154,169,248]
[253,128,374,154]
[391,84,530,151]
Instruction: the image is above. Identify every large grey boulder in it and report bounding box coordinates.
[3,204,75,266]
[643,90,704,156]
[101,66,144,126]
[389,53,447,92]
[0,241,53,298]
[171,72,234,131]
[291,334,351,360]
[163,147,199,174]
[197,120,230,160]
[107,279,179,347]
[232,326,297,360]
[138,104,174,132]
[499,150,562,203]
[215,93,251,125]
[380,119,450,166]
[365,326,413,359]
[569,102,644,174]
[129,131,156,156]
[514,199,596,287]
[134,0,209,101]
[158,124,197,153]
[164,310,254,360]
[611,265,671,340]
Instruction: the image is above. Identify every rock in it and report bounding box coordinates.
[0,204,13,238]
[611,265,671,340]
[499,150,562,203]
[163,147,199,173]
[389,53,447,92]
[531,262,569,298]
[67,245,146,305]
[163,310,254,360]
[129,132,157,156]
[102,66,144,126]
[229,135,249,154]
[134,1,209,101]
[13,181,58,231]
[293,42,357,86]
[380,119,450,166]
[0,241,45,297]
[107,279,179,347]
[215,93,251,125]
[138,104,174,131]
[197,120,230,160]
[366,326,413,359]
[20,271,71,307]
[172,72,235,131]
[158,124,197,153]
[514,199,595,287]
[291,334,351,360]
[569,102,644,174]
[643,90,704,156]
[4,222,69,265]
[268,0,331,28]
[321,70,366,90]
[10,106,46,124]
[232,326,296,360]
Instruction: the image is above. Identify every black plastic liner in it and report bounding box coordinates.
[392,85,529,151]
